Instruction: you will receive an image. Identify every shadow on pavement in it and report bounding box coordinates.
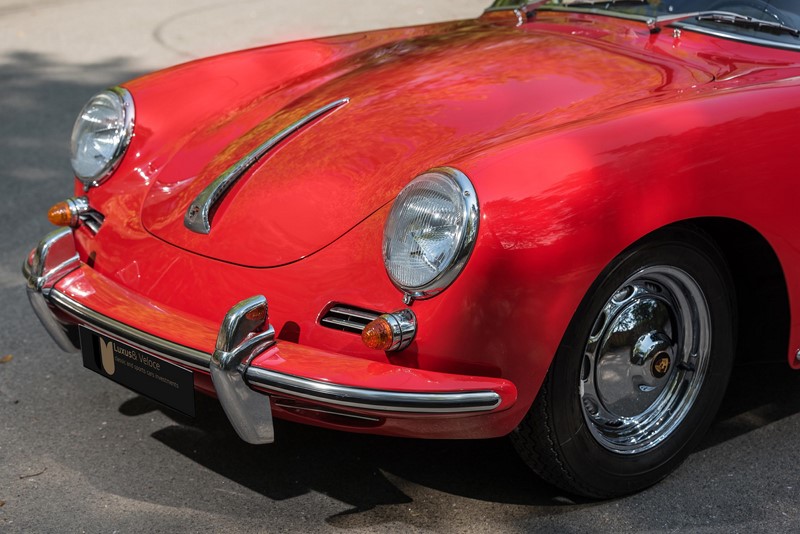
[142,394,574,508]
[700,359,800,451]
[123,355,800,528]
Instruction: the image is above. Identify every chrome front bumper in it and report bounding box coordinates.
[23,227,82,353]
[24,229,513,444]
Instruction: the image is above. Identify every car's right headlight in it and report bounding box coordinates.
[70,87,135,189]
[382,167,479,300]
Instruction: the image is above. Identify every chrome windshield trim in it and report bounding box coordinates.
[672,22,800,52]
[486,0,528,10]
[185,98,350,234]
[539,5,652,24]
[540,5,800,51]
[48,289,211,371]
[245,367,502,414]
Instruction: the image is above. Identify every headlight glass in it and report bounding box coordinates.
[383,167,479,299]
[70,87,134,188]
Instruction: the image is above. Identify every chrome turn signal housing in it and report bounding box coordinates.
[361,309,417,352]
[47,196,90,227]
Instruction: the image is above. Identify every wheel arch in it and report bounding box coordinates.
[685,217,790,366]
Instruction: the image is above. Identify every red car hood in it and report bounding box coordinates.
[140,21,712,267]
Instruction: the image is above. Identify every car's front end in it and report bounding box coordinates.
[23,18,544,441]
[23,218,520,441]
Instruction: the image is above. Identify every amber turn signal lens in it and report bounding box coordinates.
[47,196,90,228]
[361,318,394,351]
[48,202,74,226]
[245,306,267,323]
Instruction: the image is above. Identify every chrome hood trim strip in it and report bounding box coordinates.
[184,98,350,234]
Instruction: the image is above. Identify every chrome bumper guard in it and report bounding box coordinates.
[24,229,504,446]
[210,296,276,444]
[23,228,82,353]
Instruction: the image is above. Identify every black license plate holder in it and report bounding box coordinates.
[79,327,195,417]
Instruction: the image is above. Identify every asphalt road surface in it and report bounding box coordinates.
[2,1,800,532]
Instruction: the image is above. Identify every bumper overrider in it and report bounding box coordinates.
[23,228,517,443]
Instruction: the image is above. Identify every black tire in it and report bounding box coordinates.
[512,226,736,498]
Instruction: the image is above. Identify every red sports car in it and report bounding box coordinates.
[23,0,800,498]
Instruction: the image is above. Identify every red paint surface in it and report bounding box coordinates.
[60,11,800,438]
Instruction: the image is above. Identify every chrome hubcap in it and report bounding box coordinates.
[580,266,711,454]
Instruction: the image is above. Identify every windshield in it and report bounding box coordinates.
[502,1,800,49]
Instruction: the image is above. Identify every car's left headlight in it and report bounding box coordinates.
[382,167,479,300]
[70,87,135,189]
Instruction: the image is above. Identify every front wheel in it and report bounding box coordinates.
[512,226,735,498]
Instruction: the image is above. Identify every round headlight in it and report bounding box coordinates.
[70,87,135,188]
[383,167,479,299]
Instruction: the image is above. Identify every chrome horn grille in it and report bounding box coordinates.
[320,305,380,334]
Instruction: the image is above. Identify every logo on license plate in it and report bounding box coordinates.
[99,338,116,375]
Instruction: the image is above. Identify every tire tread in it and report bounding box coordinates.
[512,375,601,498]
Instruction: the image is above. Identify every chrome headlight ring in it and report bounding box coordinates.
[70,87,135,190]
[382,167,479,301]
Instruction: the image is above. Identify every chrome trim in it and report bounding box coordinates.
[482,6,526,25]
[328,306,379,322]
[485,0,528,11]
[648,11,720,33]
[49,289,211,370]
[648,11,800,36]
[28,291,79,353]
[26,239,505,432]
[320,305,380,333]
[49,290,499,415]
[321,317,373,330]
[80,210,105,234]
[542,5,800,51]
[540,5,652,24]
[246,367,501,414]
[185,98,351,234]
[378,309,417,352]
[63,196,90,227]
[672,22,800,52]
[24,227,80,292]
[273,399,382,423]
[23,228,81,352]
[211,296,276,444]
[74,87,135,190]
[580,266,711,454]
[384,167,480,301]
[45,196,103,233]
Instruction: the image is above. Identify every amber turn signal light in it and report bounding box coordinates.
[362,318,395,351]
[361,309,417,352]
[47,196,90,228]
[47,203,74,226]
[245,306,267,323]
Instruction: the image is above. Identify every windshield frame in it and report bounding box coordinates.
[485,1,800,52]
